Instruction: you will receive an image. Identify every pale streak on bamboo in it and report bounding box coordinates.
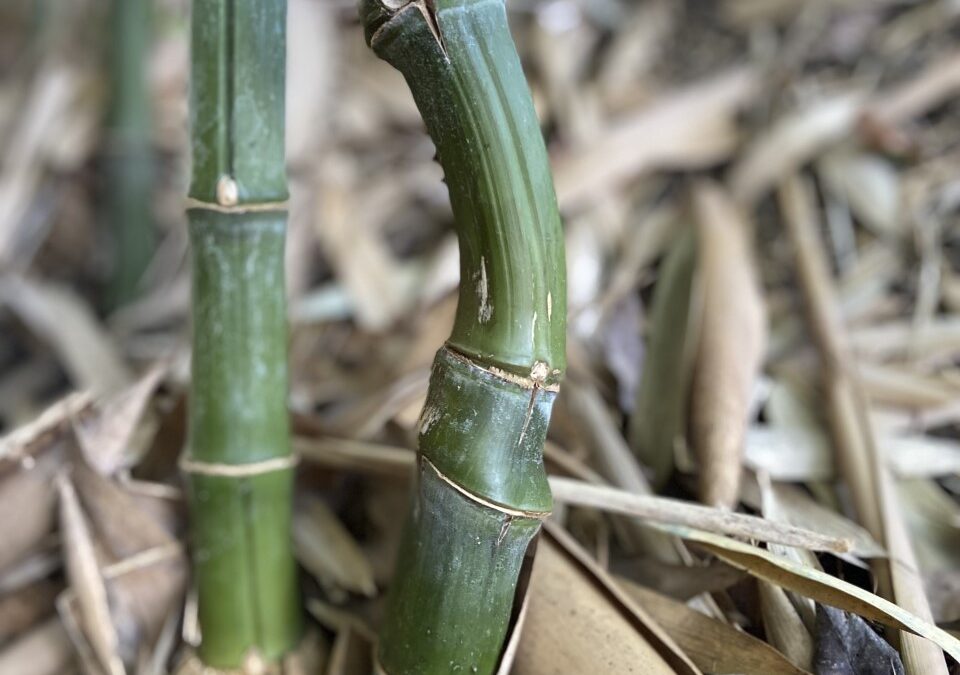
[779,173,948,675]
[689,180,766,509]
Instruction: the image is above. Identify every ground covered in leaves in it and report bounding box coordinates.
[1,0,960,673]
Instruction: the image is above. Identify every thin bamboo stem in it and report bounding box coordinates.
[184,0,300,668]
[361,1,566,673]
[104,0,154,308]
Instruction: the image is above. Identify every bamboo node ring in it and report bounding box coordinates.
[179,454,299,478]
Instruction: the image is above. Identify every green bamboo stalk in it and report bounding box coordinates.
[104,0,154,308]
[361,2,567,673]
[184,0,300,668]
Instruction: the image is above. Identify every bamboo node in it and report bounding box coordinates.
[443,347,561,392]
[179,454,299,478]
[216,175,239,206]
[184,198,290,214]
[424,456,551,520]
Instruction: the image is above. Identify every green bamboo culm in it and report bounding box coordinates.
[360,2,567,673]
[185,0,301,668]
[104,0,154,308]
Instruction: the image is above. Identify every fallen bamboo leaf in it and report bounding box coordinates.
[0,576,60,644]
[57,474,125,675]
[731,93,864,205]
[857,361,960,410]
[818,151,902,239]
[689,180,766,508]
[848,318,960,363]
[515,524,700,675]
[0,391,93,473]
[554,68,758,212]
[746,426,960,481]
[621,578,811,675]
[652,523,960,662]
[293,495,377,599]
[0,448,60,574]
[865,50,960,125]
[741,476,884,558]
[780,172,949,674]
[628,224,699,489]
[758,580,815,671]
[74,364,167,476]
[0,277,132,395]
[0,617,73,675]
[744,426,833,482]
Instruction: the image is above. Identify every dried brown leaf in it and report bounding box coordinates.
[514,524,700,675]
[0,617,73,675]
[0,448,60,574]
[0,277,132,395]
[653,524,960,663]
[0,391,93,473]
[731,93,864,205]
[57,474,125,675]
[621,579,811,675]
[0,576,60,644]
[554,68,758,212]
[293,496,377,598]
[689,181,766,508]
[75,364,166,476]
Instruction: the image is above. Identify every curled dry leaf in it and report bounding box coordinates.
[814,605,905,675]
[74,363,167,476]
[689,181,766,509]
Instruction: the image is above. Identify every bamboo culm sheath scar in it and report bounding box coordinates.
[361,1,567,673]
[185,0,300,668]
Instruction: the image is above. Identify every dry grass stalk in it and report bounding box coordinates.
[549,476,850,552]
